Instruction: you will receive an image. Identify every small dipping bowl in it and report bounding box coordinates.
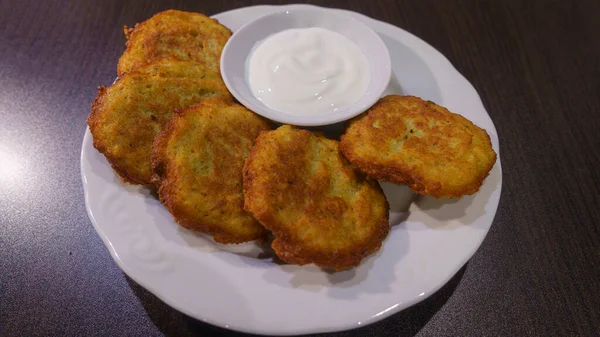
[220,5,391,126]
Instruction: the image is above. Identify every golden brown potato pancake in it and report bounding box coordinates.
[152,99,271,244]
[243,125,390,270]
[340,95,497,198]
[117,9,231,76]
[87,57,232,186]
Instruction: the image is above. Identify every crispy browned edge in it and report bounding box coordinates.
[87,85,153,186]
[242,127,390,270]
[339,96,497,198]
[151,99,269,244]
[119,10,232,77]
[269,181,390,271]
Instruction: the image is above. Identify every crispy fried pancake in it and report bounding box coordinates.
[243,125,389,270]
[152,99,271,244]
[87,58,232,186]
[340,95,497,198]
[118,9,231,76]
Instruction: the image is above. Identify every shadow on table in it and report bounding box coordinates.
[125,265,466,337]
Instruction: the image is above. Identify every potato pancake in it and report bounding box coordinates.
[87,57,232,186]
[152,99,271,244]
[243,125,389,270]
[340,95,497,198]
[117,9,231,76]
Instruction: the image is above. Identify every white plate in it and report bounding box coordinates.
[81,4,502,335]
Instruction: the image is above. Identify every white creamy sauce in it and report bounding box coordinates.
[247,27,370,116]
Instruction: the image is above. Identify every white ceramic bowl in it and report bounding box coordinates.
[220,6,392,126]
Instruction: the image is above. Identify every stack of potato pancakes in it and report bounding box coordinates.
[88,10,496,271]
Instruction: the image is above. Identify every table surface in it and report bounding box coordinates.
[1,0,599,336]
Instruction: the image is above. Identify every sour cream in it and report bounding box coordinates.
[247,27,370,116]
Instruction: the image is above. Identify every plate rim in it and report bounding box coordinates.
[81,4,503,335]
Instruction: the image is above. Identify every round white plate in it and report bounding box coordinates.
[81,4,502,336]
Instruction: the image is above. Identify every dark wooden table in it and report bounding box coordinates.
[1,0,599,336]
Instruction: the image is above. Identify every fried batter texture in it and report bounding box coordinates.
[118,9,231,76]
[152,99,271,244]
[87,58,232,186]
[340,95,497,198]
[243,125,390,270]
